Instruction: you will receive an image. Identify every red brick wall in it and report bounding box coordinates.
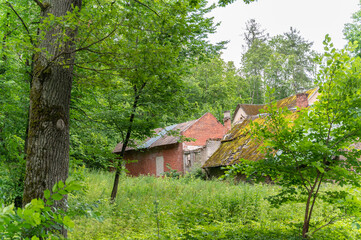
[124,143,183,176]
[183,112,227,146]
[122,113,226,176]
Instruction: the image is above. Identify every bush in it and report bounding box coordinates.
[161,164,182,179]
[0,180,82,239]
[184,164,207,180]
[0,162,24,205]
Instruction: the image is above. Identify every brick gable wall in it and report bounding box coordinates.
[183,112,227,146]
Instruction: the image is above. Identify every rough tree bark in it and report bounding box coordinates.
[23,0,82,237]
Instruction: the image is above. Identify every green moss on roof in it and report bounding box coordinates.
[204,88,318,168]
[203,117,266,168]
[276,87,318,109]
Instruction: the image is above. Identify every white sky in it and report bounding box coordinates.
[207,0,360,66]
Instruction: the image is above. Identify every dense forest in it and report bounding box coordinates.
[1,0,361,239]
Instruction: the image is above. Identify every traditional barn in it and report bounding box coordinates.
[113,112,230,176]
[203,88,319,178]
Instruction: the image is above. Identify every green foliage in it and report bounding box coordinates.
[0,161,24,205]
[0,0,35,206]
[184,164,207,180]
[181,56,247,122]
[66,0,224,171]
[0,180,81,239]
[241,21,316,104]
[1,0,226,177]
[266,27,316,99]
[161,164,182,179]
[228,38,361,237]
[344,1,361,57]
[69,126,116,170]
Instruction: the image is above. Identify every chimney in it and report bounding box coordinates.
[223,111,231,132]
[296,93,309,108]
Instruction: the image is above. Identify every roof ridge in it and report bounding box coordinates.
[239,103,266,106]
[129,114,205,150]
[180,112,208,133]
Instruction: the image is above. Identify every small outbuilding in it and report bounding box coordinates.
[113,112,230,176]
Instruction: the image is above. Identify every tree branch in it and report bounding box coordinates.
[35,25,119,77]
[70,105,102,123]
[331,131,356,149]
[73,64,136,73]
[6,2,34,46]
[307,172,324,227]
[133,0,160,17]
[310,215,343,236]
[2,27,18,41]
[73,27,119,54]
[286,148,311,191]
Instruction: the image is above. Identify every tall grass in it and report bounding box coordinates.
[68,170,361,239]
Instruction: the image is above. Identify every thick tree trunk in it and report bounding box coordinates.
[23,0,81,237]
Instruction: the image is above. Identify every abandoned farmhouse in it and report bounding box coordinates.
[113,88,342,177]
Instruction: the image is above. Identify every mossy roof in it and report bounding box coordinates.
[275,88,318,109]
[203,88,318,168]
[202,117,265,168]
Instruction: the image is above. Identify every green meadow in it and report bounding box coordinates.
[67,169,361,240]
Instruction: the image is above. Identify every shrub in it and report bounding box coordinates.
[161,164,182,179]
[0,180,81,239]
[184,164,207,180]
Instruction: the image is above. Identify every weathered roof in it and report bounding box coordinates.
[113,118,199,153]
[204,112,302,168]
[204,89,318,168]
[203,117,264,168]
[277,87,318,109]
[233,88,318,121]
[139,124,178,149]
[234,104,265,116]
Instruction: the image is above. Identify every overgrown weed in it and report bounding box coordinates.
[68,169,361,239]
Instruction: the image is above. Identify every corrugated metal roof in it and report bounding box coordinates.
[138,124,178,149]
[113,118,200,153]
[148,120,198,149]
